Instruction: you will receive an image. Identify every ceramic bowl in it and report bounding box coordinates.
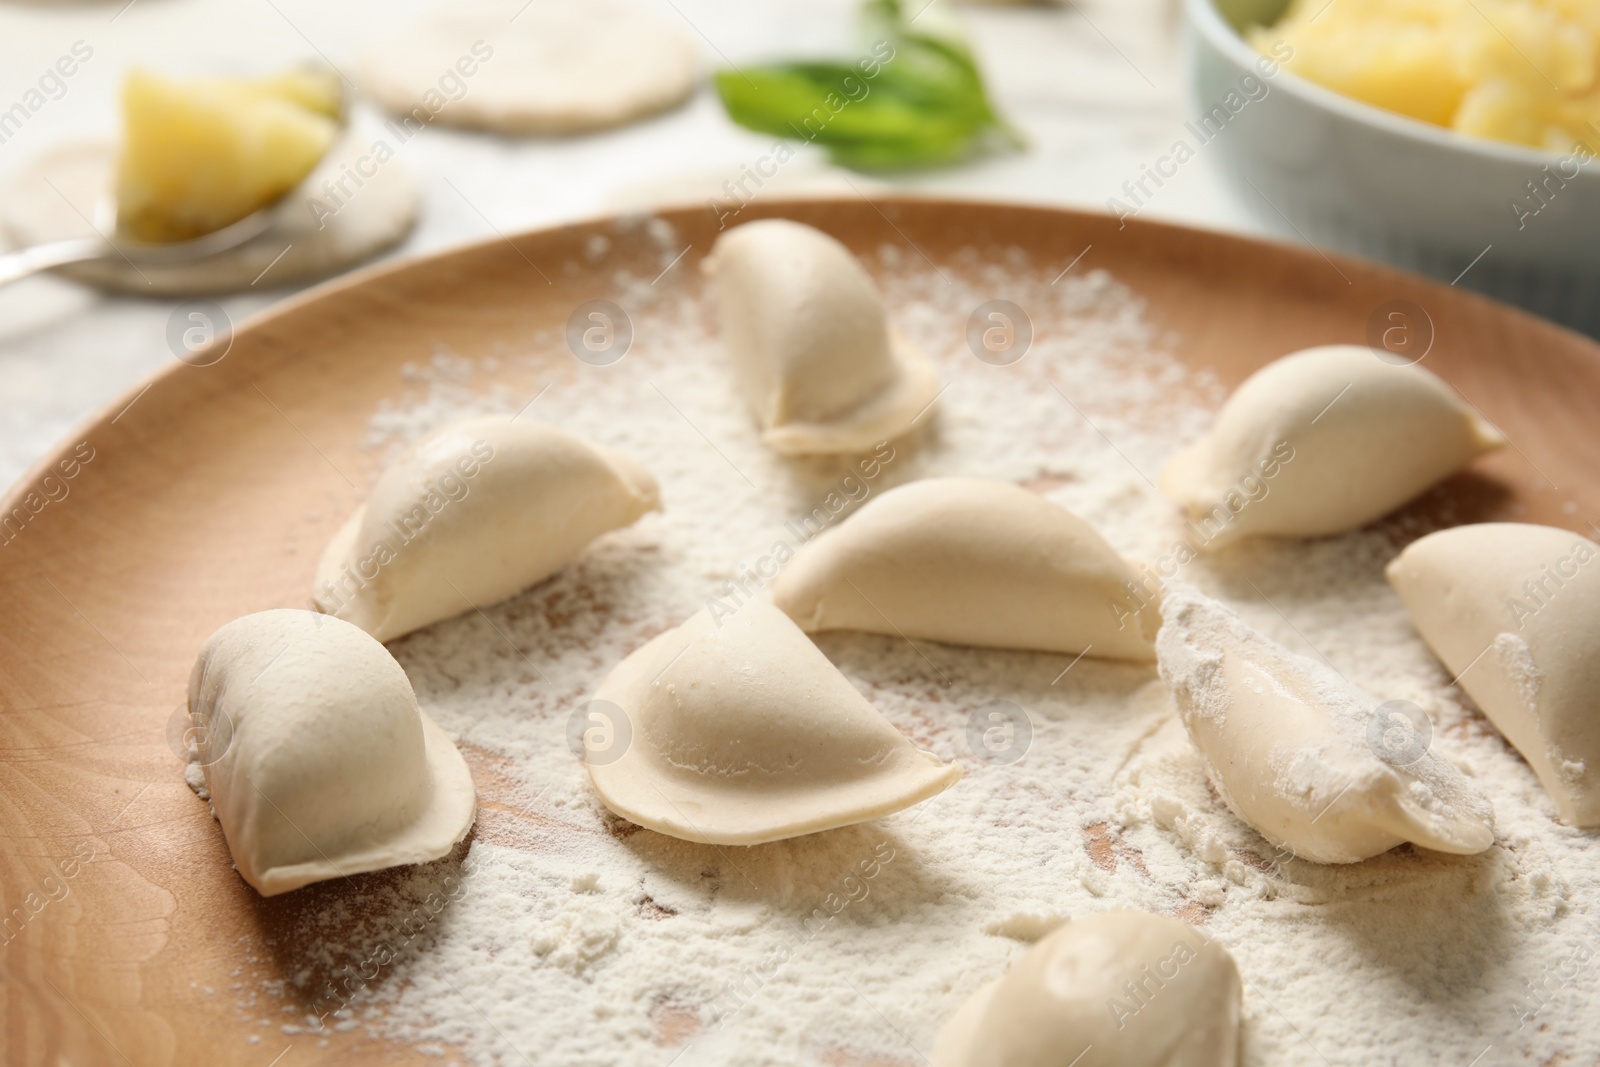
[1185,0,1600,335]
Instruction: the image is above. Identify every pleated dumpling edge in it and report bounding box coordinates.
[932,911,1242,1067]
[313,415,660,642]
[1160,345,1503,549]
[584,599,961,845]
[772,477,1160,661]
[704,218,941,456]
[1387,522,1600,827]
[1156,582,1495,863]
[190,609,476,897]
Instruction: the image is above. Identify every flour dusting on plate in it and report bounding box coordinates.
[234,235,1599,1066]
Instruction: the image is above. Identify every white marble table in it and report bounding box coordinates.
[0,0,1269,489]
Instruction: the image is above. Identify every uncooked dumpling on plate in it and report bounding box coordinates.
[771,477,1160,659]
[314,416,660,642]
[188,609,476,896]
[933,911,1241,1067]
[1387,523,1600,826]
[585,599,962,844]
[1160,345,1504,549]
[1157,583,1495,863]
[359,0,697,135]
[704,218,942,455]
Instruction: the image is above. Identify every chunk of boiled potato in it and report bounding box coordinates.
[1254,0,1600,152]
[115,68,339,244]
[248,66,345,121]
[1253,3,1470,128]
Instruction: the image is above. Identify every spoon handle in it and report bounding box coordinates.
[0,236,110,287]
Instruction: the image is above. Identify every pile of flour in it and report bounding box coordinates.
[227,225,1599,1066]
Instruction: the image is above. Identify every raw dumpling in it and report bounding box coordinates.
[933,911,1241,1067]
[314,416,660,642]
[1160,345,1503,549]
[1387,523,1600,826]
[585,599,961,844]
[1157,583,1495,863]
[188,609,475,896]
[359,0,697,136]
[771,477,1159,660]
[704,219,941,455]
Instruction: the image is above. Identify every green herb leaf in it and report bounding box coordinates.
[713,0,1022,171]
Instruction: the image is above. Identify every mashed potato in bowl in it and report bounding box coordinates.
[1252,0,1600,153]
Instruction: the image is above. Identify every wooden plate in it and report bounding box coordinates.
[2,199,1597,1065]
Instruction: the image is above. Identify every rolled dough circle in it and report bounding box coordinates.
[0,123,420,296]
[359,0,699,136]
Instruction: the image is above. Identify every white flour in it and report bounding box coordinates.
[231,231,1599,1066]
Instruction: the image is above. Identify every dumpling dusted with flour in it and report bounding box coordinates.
[772,477,1159,660]
[188,610,476,896]
[933,911,1241,1067]
[584,599,961,844]
[704,218,941,455]
[314,415,660,642]
[1157,583,1494,863]
[1160,345,1503,549]
[1387,523,1600,826]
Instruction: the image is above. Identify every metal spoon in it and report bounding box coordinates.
[0,66,346,288]
[0,199,278,287]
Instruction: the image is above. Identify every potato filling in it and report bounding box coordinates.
[1254,0,1600,153]
[115,67,340,243]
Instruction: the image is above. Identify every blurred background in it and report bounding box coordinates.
[1,0,1594,489]
[0,0,1244,488]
